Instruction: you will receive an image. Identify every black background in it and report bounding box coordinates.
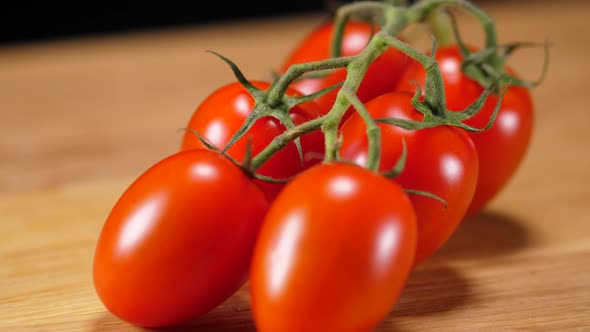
[0,1,495,46]
[0,1,329,45]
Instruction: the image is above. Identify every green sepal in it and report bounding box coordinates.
[374,117,438,131]
[452,80,510,133]
[283,81,343,109]
[181,127,241,166]
[449,75,504,122]
[408,81,433,116]
[207,50,262,98]
[404,188,448,209]
[381,138,408,178]
[448,12,549,91]
[242,136,254,170]
[448,12,470,58]
[221,104,265,153]
[253,173,295,184]
[271,111,305,165]
[500,39,551,88]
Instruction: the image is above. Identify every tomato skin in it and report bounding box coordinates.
[396,45,533,216]
[250,163,416,332]
[93,149,269,328]
[339,92,479,265]
[180,80,324,201]
[281,20,411,119]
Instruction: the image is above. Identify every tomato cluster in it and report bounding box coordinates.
[92,4,537,331]
[280,20,411,120]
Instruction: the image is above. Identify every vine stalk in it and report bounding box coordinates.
[249,0,501,174]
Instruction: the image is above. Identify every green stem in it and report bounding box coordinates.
[342,89,381,171]
[382,34,447,116]
[252,0,501,173]
[267,56,355,107]
[323,6,413,163]
[331,12,348,59]
[412,0,497,49]
[322,34,390,162]
[331,2,392,58]
[427,7,454,47]
[250,116,326,171]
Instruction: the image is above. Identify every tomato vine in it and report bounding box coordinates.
[93,0,549,329]
[207,0,512,177]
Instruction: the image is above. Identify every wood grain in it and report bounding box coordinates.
[1,0,590,331]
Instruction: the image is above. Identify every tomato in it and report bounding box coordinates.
[280,20,411,119]
[339,91,479,265]
[395,45,533,216]
[180,80,324,201]
[250,162,416,332]
[93,149,269,328]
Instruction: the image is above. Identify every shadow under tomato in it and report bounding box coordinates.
[88,211,527,332]
[89,312,140,332]
[89,287,256,332]
[425,210,532,263]
[391,265,471,319]
[152,287,256,332]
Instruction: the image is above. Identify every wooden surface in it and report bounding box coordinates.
[1,1,589,331]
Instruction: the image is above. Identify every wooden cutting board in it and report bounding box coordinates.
[1,1,589,330]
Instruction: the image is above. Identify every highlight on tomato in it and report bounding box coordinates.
[180,80,325,201]
[93,149,269,328]
[91,0,546,329]
[395,45,533,216]
[280,19,411,120]
[339,91,479,266]
[249,162,417,332]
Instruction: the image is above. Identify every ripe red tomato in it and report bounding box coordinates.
[339,91,479,266]
[180,80,324,201]
[280,20,411,119]
[396,45,533,216]
[93,149,269,328]
[250,162,416,332]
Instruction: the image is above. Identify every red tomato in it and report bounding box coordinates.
[250,162,416,332]
[339,91,479,266]
[180,80,324,201]
[280,20,411,119]
[93,149,269,328]
[396,45,533,216]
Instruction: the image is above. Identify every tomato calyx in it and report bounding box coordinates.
[246,0,514,176]
[374,36,511,134]
[446,12,550,93]
[459,42,550,93]
[201,0,541,189]
[205,51,338,175]
[374,137,448,208]
[207,51,300,161]
[183,126,296,184]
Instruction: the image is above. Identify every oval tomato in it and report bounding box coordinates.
[180,80,324,201]
[93,149,269,328]
[339,91,479,266]
[250,162,416,332]
[396,45,533,216]
[280,20,411,119]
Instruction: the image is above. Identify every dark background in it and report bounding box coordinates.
[0,2,329,45]
[0,1,496,46]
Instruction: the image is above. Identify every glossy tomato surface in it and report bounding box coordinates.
[396,45,533,216]
[93,149,269,328]
[250,162,416,332]
[339,92,479,265]
[280,20,411,119]
[180,80,324,200]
